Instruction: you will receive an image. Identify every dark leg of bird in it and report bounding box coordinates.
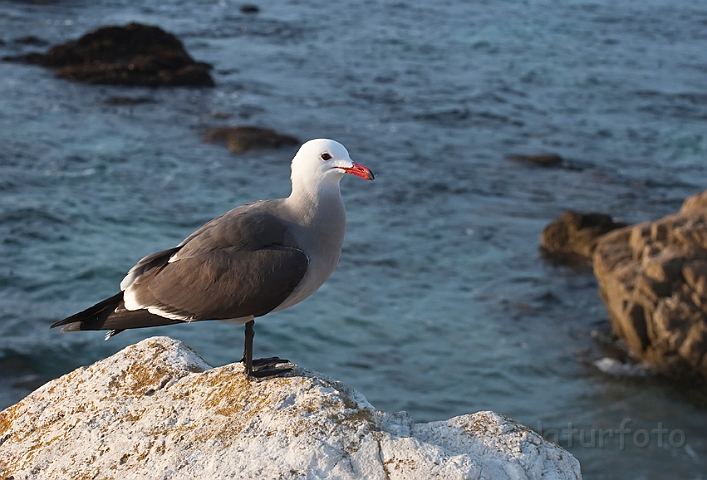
[240,320,292,378]
[242,320,255,376]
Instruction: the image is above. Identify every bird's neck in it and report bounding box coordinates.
[286,180,345,225]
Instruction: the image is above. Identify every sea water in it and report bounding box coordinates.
[1,1,707,478]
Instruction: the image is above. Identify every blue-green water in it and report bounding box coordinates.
[1,1,707,478]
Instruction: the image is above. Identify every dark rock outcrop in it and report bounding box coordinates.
[541,211,627,265]
[593,191,707,381]
[204,126,299,153]
[3,23,214,87]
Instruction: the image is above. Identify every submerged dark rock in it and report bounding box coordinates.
[240,4,260,13]
[14,36,47,46]
[204,126,299,153]
[506,153,563,167]
[104,95,154,105]
[541,210,627,266]
[2,23,214,87]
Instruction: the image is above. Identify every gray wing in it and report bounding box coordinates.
[119,246,181,290]
[124,205,309,321]
[120,201,265,291]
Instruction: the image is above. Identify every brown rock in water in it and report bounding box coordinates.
[204,126,299,153]
[593,190,707,381]
[541,210,626,265]
[681,190,707,214]
[2,23,214,87]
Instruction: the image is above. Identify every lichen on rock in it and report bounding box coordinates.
[0,337,581,479]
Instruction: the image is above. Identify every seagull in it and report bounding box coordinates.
[51,139,375,378]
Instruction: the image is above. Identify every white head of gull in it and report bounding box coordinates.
[52,139,375,378]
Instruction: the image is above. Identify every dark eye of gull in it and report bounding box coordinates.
[320,153,332,161]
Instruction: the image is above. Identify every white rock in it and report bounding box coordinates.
[0,336,582,479]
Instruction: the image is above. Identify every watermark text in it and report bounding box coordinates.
[536,418,685,449]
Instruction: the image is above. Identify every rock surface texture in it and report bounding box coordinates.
[0,337,581,480]
[2,23,214,87]
[593,191,707,380]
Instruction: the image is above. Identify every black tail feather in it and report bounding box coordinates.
[52,292,185,334]
[52,292,124,330]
